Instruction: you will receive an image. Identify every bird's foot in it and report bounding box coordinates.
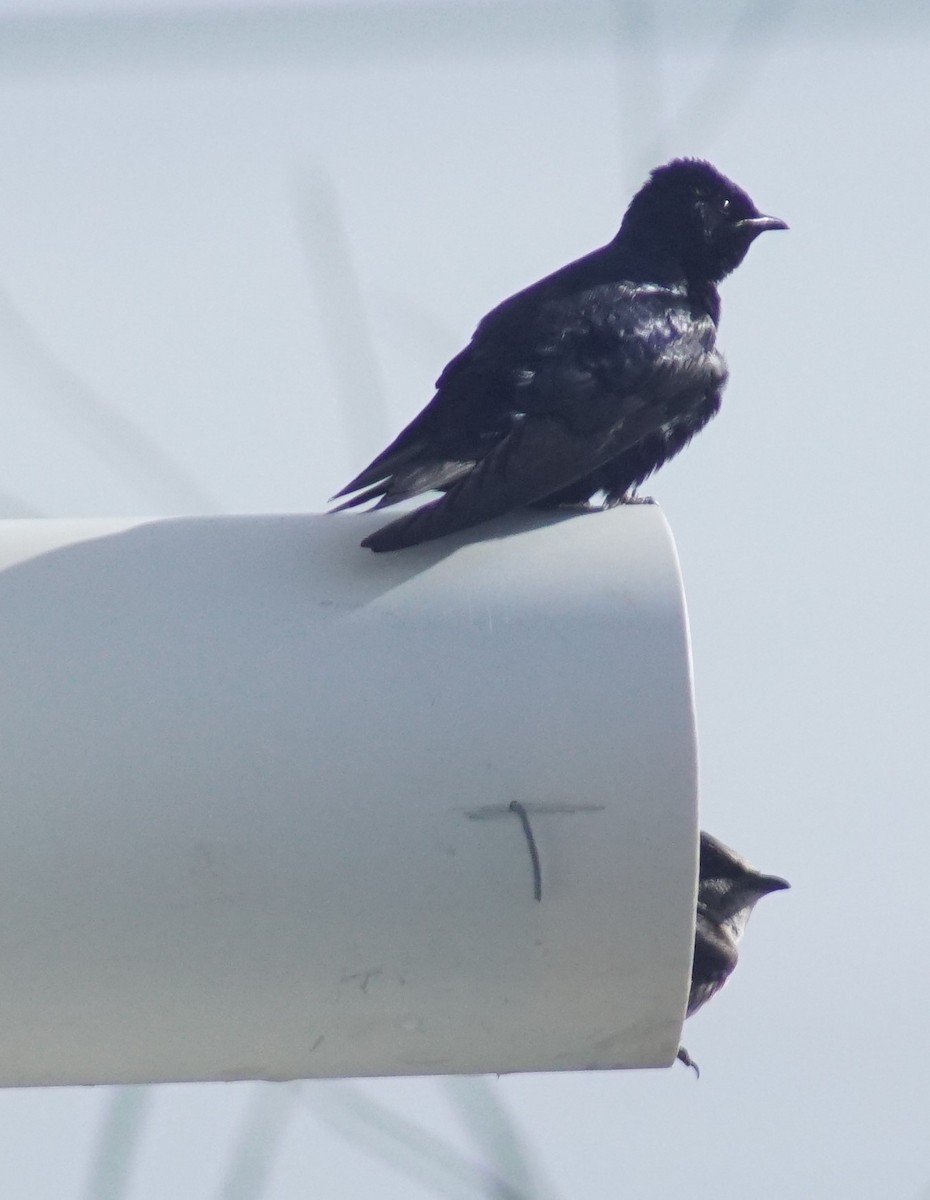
[601,489,656,509]
[676,1046,700,1079]
[530,497,598,511]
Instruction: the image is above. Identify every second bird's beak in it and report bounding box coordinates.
[738,214,789,234]
[758,874,791,895]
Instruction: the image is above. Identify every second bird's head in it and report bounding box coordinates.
[619,158,787,283]
[697,830,790,940]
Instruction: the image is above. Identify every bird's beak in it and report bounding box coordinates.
[758,874,790,894]
[737,214,789,234]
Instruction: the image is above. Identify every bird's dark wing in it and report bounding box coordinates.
[330,244,635,511]
[329,314,524,511]
[360,288,724,550]
[531,389,722,509]
[688,908,739,1018]
[361,408,623,550]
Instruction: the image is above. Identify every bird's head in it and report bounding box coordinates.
[619,159,787,284]
[696,831,789,941]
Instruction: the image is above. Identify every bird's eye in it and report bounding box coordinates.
[721,197,733,215]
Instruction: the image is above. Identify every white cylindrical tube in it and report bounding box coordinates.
[0,507,697,1085]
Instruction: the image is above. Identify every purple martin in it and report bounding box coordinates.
[678,831,789,1076]
[331,158,786,551]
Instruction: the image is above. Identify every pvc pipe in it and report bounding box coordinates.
[0,507,697,1086]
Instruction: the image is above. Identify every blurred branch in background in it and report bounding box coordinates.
[0,488,44,517]
[441,1076,563,1200]
[213,1084,298,1200]
[80,1086,153,1200]
[373,289,460,380]
[612,0,665,181]
[295,170,391,462]
[0,284,221,514]
[301,1080,542,1200]
[635,0,799,162]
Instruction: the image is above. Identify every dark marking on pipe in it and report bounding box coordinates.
[465,802,605,820]
[509,800,542,902]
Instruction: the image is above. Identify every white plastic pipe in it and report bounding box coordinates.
[0,507,697,1086]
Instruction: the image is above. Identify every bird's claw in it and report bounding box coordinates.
[676,1046,700,1079]
[601,490,656,508]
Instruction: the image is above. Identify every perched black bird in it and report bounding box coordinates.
[677,831,789,1076]
[332,158,786,551]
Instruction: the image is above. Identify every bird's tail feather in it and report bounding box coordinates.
[329,481,389,512]
[332,460,476,514]
[362,415,606,551]
[329,436,429,502]
[360,391,688,550]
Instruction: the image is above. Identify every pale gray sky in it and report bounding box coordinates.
[0,4,926,1198]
